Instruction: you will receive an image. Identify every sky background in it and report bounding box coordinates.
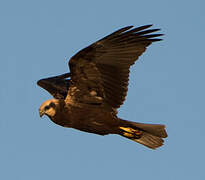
[0,0,205,179]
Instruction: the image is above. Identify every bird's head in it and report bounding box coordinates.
[39,99,61,118]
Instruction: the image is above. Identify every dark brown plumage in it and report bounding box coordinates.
[38,25,167,149]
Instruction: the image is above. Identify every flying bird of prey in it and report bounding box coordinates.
[37,25,167,149]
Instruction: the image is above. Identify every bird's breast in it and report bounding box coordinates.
[59,105,120,135]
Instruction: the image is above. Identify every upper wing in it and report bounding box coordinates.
[37,73,71,99]
[67,25,163,108]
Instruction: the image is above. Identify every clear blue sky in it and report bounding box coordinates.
[1,0,204,179]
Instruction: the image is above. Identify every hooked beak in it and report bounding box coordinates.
[39,110,45,117]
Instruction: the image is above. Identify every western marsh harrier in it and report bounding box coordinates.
[37,25,167,149]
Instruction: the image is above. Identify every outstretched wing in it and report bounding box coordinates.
[37,73,71,99]
[67,25,163,108]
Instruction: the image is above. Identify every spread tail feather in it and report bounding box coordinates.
[132,132,164,149]
[119,120,168,149]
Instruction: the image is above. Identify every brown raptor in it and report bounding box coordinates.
[37,25,167,149]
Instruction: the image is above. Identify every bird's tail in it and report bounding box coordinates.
[118,119,168,149]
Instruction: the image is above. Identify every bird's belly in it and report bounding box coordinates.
[69,107,119,135]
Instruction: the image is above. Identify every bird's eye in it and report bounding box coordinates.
[44,105,50,111]
[50,102,56,108]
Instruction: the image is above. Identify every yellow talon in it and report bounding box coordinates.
[120,126,142,136]
[123,132,134,138]
[119,127,134,133]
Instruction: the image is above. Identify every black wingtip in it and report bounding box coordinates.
[114,25,134,33]
[125,25,134,29]
[37,79,45,87]
[150,38,163,42]
[37,79,41,86]
[140,24,153,29]
[37,73,71,87]
[37,79,48,88]
[120,24,155,35]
